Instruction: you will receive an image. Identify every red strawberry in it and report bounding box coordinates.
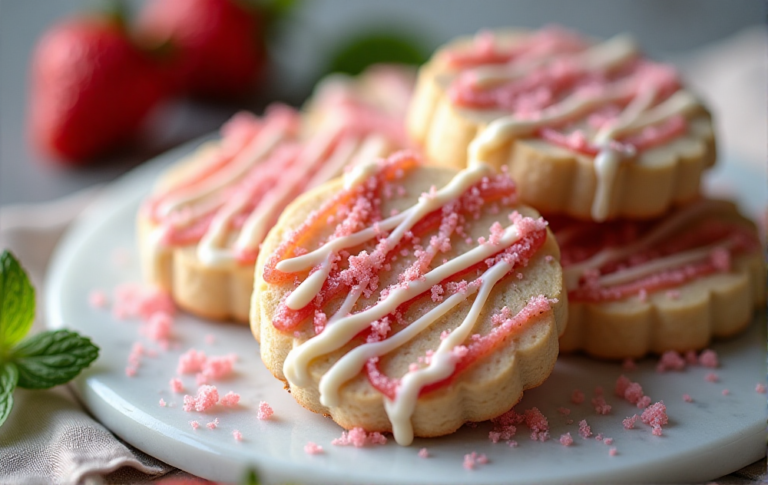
[29,16,167,163]
[137,0,267,98]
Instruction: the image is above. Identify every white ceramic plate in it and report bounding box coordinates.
[46,137,767,484]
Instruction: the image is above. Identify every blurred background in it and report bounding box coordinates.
[0,0,765,206]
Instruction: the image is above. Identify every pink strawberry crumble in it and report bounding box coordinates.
[683,394,693,403]
[170,378,184,393]
[705,372,719,383]
[177,349,207,375]
[721,389,730,396]
[559,432,574,446]
[756,383,766,394]
[571,389,585,404]
[640,401,668,436]
[418,448,429,458]
[524,407,549,441]
[699,349,719,368]
[623,414,639,430]
[656,351,686,372]
[183,385,219,412]
[233,430,243,441]
[88,290,108,308]
[257,401,274,420]
[622,358,637,371]
[578,420,592,438]
[220,391,240,407]
[190,421,200,430]
[609,447,618,456]
[463,452,488,470]
[142,312,173,341]
[159,398,167,407]
[304,442,323,454]
[332,427,388,447]
[206,419,220,430]
[592,395,612,415]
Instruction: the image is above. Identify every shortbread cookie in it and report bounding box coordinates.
[252,151,567,445]
[408,26,716,221]
[554,199,765,359]
[138,70,413,322]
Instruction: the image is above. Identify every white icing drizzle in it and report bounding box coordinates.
[596,240,734,288]
[459,32,701,222]
[275,154,550,445]
[562,200,735,290]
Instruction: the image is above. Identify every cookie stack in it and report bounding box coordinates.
[407,26,765,359]
[137,26,765,447]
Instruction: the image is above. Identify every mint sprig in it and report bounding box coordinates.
[0,250,100,427]
[0,250,35,349]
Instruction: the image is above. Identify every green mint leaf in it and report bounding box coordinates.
[10,330,99,389]
[0,250,36,351]
[0,363,18,428]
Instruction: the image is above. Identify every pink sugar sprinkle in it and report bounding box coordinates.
[595,433,603,441]
[418,448,429,458]
[722,389,730,396]
[756,383,766,394]
[463,452,488,470]
[623,415,639,430]
[182,385,219,412]
[636,396,651,409]
[699,349,719,368]
[578,420,592,438]
[159,399,166,407]
[524,407,549,441]
[112,283,176,321]
[206,418,220,430]
[683,394,693,402]
[143,312,173,341]
[557,407,571,415]
[258,401,274,420]
[88,290,108,308]
[304,442,323,455]
[604,438,614,445]
[508,440,519,448]
[656,351,686,373]
[571,389,585,404]
[233,430,242,441]
[592,396,612,415]
[190,421,200,430]
[489,431,501,443]
[559,433,574,446]
[609,447,618,456]
[200,354,235,381]
[705,372,719,383]
[622,358,637,371]
[170,378,184,393]
[220,391,240,407]
[125,366,137,377]
[685,350,698,365]
[641,402,668,435]
[177,349,207,375]
[332,427,387,447]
